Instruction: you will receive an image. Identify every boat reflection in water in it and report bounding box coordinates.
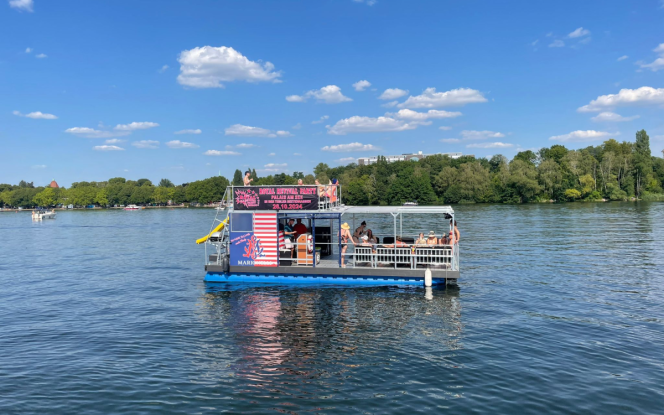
[194,284,463,407]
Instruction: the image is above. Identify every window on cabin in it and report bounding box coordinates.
[231,212,253,232]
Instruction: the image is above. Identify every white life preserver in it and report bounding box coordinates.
[307,234,313,253]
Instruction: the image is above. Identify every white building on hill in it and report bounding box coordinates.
[357,151,464,166]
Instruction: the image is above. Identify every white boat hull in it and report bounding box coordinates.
[32,211,56,220]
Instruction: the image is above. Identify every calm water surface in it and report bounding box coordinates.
[1,204,663,414]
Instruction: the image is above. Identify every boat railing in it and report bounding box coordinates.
[347,244,456,270]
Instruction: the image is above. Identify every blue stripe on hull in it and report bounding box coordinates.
[205,272,445,286]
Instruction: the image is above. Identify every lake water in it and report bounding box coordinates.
[1,203,663,414]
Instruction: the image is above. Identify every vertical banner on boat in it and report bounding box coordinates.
[253,213,278,267]
[233,186,319,211]
[229,212,278,267]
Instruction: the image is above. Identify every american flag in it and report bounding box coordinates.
[253,212,278,267]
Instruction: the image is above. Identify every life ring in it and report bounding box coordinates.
[307,234,313,253]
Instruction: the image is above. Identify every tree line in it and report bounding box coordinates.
[1,129,663,209]
[0,176,230,208]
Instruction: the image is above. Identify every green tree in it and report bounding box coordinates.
[633,129,652,197]
[158,178,174,187]
[108,177,126,185]
[508,160,541,202]
[33,187,57,207]
[232,169,243,186]
[94,188,109,206]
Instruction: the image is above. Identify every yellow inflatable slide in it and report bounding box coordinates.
[196,218,228,244]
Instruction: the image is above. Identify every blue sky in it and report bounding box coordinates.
[1,0,663,187]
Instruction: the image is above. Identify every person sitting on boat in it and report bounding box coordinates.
[415,232,427,246]
[315,179,326,198]
[294,218,308,237]
[440,232,450,245]
[340,222,355,267]
[359,234,377,253]
[354,221,367,239]
[366,229,377,245]
[243,171,253,186]
[426,231,438,245]
[384,236,408,248]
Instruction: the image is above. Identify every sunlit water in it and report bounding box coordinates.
[1,204,663,414]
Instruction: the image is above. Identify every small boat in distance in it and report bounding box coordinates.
[402,201,418,206]
[124,204,141,210]
[32,209,56,220]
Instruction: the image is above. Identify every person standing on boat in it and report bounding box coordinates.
[450,219,460,243]
[243,171,253,186]
[340,222,355,268]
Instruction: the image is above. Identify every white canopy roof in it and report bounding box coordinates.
[336,205,454,215]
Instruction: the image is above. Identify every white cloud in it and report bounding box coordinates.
[293,153,302,156]
[549,130,613,142]
[353,80,371,91]
[440,138,460,143]
[25,47,32,53]
[466,142,514,149]
[439,126,453,131]
[549,40,565,48]
[177,46,281,88]
[93,145,124,151]
[568,27,590,38]
[268,152,276,156]
[224,124,289,138]
[104,138,126,144]
[65,127,130,139]
[398,87,487,108]
[336,157,357,163]
[132,140,160,149]
[114,121,159,131]
[229,143,258,149]
[617,55,629,61]
[321,142,379,152]
[174,129,201,135]
[286,85,352,104]
[459,130,505,140]
[590,112,639,122]
[327,115,417,135]
[292,123,302,130]
[578,87,664,112]
[638,43,664,71]
[378,88,409,100]
[353,0,377,5]
[9,0,33,12]
[391,109,462,121]
[31,164,46,169]
[381,100,399,108]
[640,57,664,72]
[35,53,47,59]
[158,65,169,73]
[312,115,330,124]
[166,140,199,149]
[204,150,240,156]
[264,163,287,168]
[13,110,57,119]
